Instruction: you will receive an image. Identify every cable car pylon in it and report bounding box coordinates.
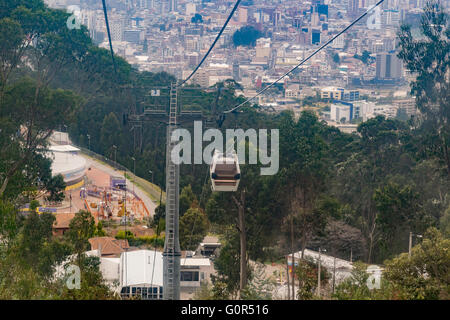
[163,82,181,300]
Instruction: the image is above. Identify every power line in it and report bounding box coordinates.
[224,0,386,114]
[178,0,242,87]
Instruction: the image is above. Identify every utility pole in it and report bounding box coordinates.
[408,232,412,258]
[124,167,128,296]
[63,125,68,144]
[317,248,325,298]
[232,190,247,296]
[113,145,117,169]
[131,156,135,195]
[286,255,290,300]
[332,255,336,294]
[350,247,352,263]
[317,248,321,297]
[290,213,295,300]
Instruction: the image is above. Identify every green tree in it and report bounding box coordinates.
[95,221,106,237]
[191,13,203,24]
[332,53,340,64]
[440,204,450,237]
[240,263,277,300]
[100,112,122,157]
[334,116,412,263]
[0,78,77,198]
[211,227,246,298]
[374,182,434,255]
[280,111,331,259]
[0,0,90,197]
[333,261,372,300]
[59,255,117,300]
[397,0,450,177]
[0,199,18,242]
[46,174,66,203]
[66,210,96,260]
[153,202,165,228]
[383,227,450,299]
[179,207,209,251]
[18,212,55,268]
[295,258,329,300]
[232,26,262,47]
[179,184,197,216]
[353,50,373,64]
[15,211,71,279]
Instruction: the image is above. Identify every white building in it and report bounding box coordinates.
[185,2,196,16]
[47,133,87,188]
[119,250,164,299]
[331,103,352,123]
[89,249,214,300]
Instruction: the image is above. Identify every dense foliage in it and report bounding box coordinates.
[232,25,263,47]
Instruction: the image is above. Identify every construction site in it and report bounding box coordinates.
[80,172,150,223]
[31,131,158,226]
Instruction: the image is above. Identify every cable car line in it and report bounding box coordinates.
[223,0,387,115]
[101,0,117,74]
[178,0,243,87]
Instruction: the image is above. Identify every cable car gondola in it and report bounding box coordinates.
[210,149,241,192]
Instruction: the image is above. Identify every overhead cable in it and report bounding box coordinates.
[178,0,242,87]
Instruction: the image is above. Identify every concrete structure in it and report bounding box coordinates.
[48,144,87,187]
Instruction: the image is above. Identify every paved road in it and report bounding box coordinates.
[81,154,158,218]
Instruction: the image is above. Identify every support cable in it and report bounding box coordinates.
[102,0,117,74]
[178,0,242,87]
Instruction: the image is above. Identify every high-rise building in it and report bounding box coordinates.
[185,3,196,16]
[348,0,360,17]
[123,29,142,44]
[169,0,178,13]
[376,52,403,80]
[238,7,248,23]
[110,19,124,41]
[233,61,240,81]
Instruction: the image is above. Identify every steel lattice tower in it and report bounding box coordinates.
[162,83,181,299]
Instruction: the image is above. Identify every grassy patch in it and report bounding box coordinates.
[124,172,165,204]
[81,152,165,204]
